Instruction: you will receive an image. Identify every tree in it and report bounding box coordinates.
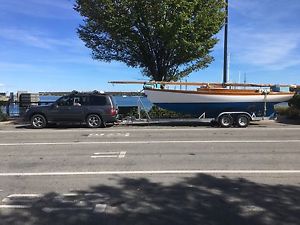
[75,0,225,81]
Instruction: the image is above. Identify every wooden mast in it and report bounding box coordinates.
[108,81,299,88]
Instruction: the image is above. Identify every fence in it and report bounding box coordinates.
[0,101,55,117]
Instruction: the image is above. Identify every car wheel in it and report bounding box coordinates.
[236,114,250,128]
[219,114,233,128]
[31,114,47,129]
[86,114,102,128]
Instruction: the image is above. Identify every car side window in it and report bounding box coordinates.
[90,96,107,105]
[80,96,89,106]
[57,96,73,106]
[73,97,81,106]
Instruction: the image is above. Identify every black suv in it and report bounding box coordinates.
[24,91,118,129]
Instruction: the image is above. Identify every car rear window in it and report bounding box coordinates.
[89,96,108,106]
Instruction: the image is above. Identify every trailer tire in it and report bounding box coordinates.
[236,114,250,128]
[210,120,220,127]
[219,114,233,128]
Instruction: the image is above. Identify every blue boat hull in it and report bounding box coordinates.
[155,102,280,118]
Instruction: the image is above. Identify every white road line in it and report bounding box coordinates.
[1,139,300,146]
[91,151,126,158]
[119,151,126,158]
[91,155,119,158]
[0,205,95,210]
[42,207,93,212]
[94,204,107,213]
[0,170,300,177]
[2,194,42,203]
[1,127,300,134]
[93,152,120,155]
[62,193,78,197]
[88,134,105,137]
[6,194,42,198]
[0,205,30,209]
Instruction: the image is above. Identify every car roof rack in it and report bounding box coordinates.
[71,90,79,94]
[69,90,106,96]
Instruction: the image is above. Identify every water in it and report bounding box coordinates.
[1,95,153,116]
[38,95,153,110]
[113,96,152,110]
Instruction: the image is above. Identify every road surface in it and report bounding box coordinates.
[0,122,299,225]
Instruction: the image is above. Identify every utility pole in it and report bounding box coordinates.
[223,0,229,86]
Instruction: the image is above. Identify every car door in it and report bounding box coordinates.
[49,96,83,122]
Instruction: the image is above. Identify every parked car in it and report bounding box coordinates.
[24,91,118,129]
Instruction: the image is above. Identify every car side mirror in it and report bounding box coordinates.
[52,103,59,108]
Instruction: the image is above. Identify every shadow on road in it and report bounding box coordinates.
[14,123,115,130]
[14,120,211,129]
[1,174,299,225]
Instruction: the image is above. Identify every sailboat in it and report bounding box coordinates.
[111,80,295,119]
[143,82,294,119]
[109,0,298,127]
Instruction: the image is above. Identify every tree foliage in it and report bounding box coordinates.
[289,94,300,109]
[75,0,225,81]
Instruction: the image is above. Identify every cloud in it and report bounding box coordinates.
[29,0,75,10]
[226,0,300,70]
[230,29,300,70]
[0,0,77,19]
[0,28,83,50]
[231,0,300,24]
[0,62,42,71]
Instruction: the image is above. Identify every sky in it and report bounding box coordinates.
[0,0,300,93]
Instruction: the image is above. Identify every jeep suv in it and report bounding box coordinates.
[24,91,118,129]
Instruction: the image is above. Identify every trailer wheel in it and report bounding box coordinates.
[219,114,233,128]
[210,120,220,127]
[236,114,250,128]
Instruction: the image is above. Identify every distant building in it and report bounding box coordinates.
[19,93,40,106]
[0,93,8,102]
[16,91,28,102]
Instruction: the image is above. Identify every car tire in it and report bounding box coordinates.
[31,114,47,129]
[86,114,102,128]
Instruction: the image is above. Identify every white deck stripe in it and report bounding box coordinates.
[0,139,300,146]
[0,170,300,177]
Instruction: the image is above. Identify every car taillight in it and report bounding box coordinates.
[111,108,117,116]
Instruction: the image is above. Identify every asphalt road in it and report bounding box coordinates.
[0,121,299,225]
